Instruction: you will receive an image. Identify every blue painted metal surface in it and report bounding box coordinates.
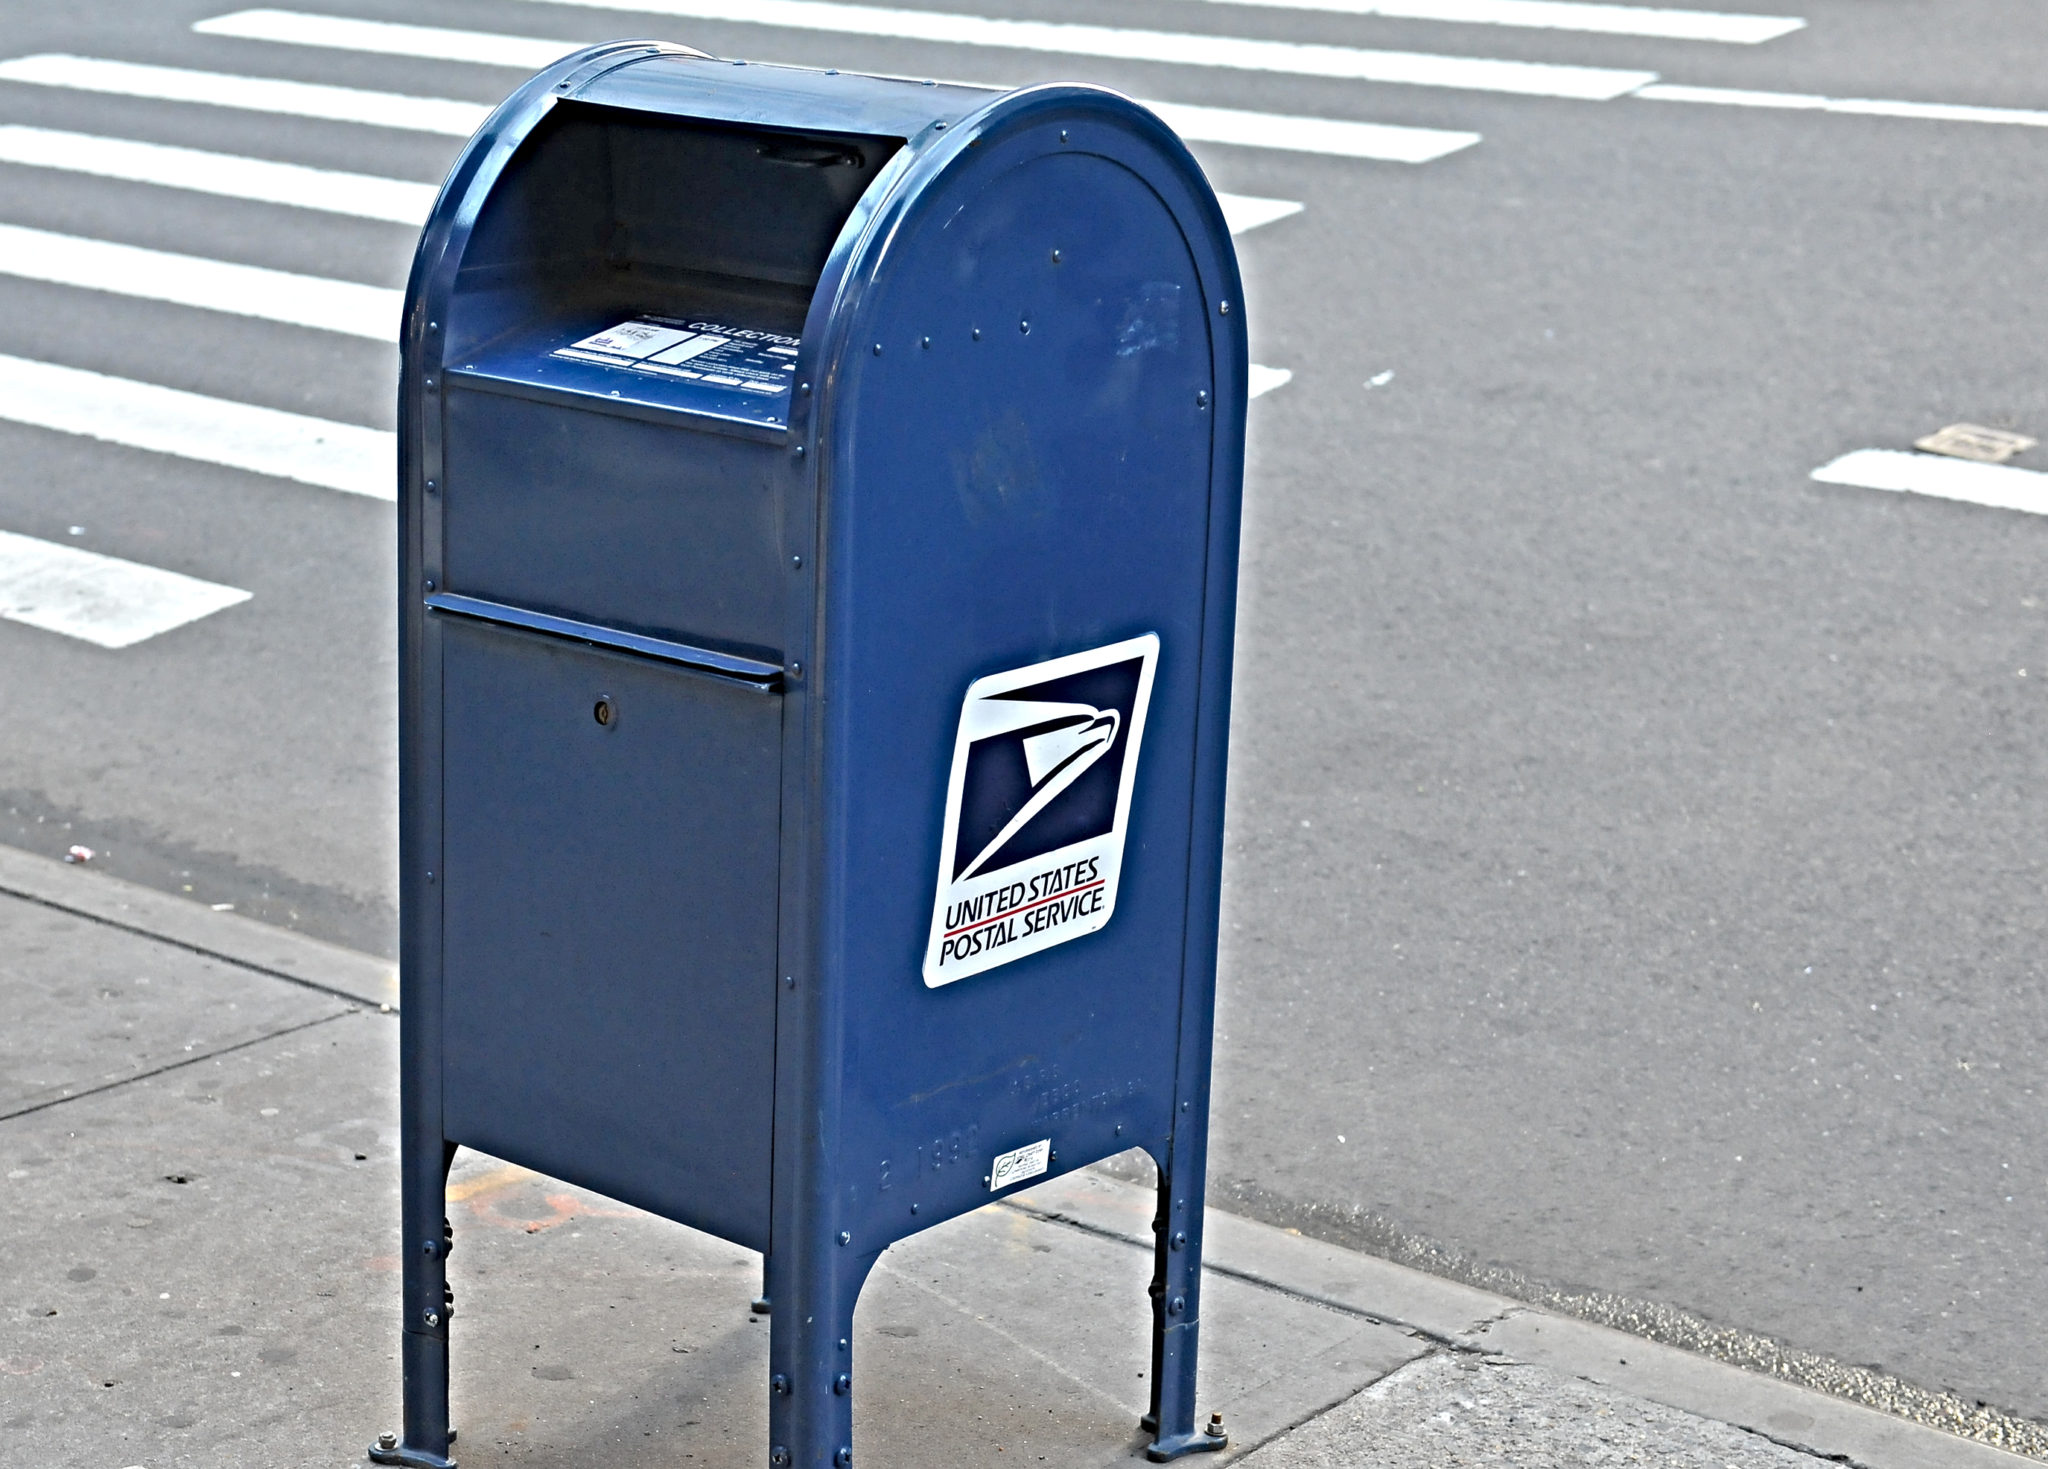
[390,38,1244,1469]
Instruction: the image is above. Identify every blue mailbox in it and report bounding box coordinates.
[385,38,1246,1469]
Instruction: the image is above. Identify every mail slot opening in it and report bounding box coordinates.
[443,103,904,424]
[433,102,901,662]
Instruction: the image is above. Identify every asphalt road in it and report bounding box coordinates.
[0,0,2044,1436]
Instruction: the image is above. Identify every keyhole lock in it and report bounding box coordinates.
[593,695,617,728]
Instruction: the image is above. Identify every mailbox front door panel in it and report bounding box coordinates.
[443,388,786,664]
[439,618,780,1248]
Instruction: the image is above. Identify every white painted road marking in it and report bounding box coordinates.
[0,125,436,223]
[1218,194,1304,234]
[1149,100,1479,162]
[0,54,489,136]
[0,528,250,648]
[190,13,1484,164]
[1636,84,2048,128]
[195,10,579,68]
[0,223,401,339]
[1812,450,2048,517]
[1249,365,1293,398]
[1169,0,1803,44]
[0,123,1292,235]
[174,16,2048,138]
[500,0,1660,100]
[0,354,393,500]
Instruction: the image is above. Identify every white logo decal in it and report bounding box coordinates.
[923,634,1158,986]
[988,1139,1052,1192]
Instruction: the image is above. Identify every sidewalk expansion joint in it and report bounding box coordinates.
[0,875,396,1012]
[1001,1200,1468,1352]
[0,1007,360,1124]
[0,843,397,1009]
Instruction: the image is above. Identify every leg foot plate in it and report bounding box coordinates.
[1146,1427,1229,1462]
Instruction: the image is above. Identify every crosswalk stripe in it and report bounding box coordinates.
[202,0,1798,51]
[172,11,2048,142]
[194,9,578,68]
[0,354,392,500]
[0,122,1299,234]
[1166,0,1802,44]
[0,528,250,648]
[0,124,436,223]
[492,0,1659,99]
[0,54,488,136]
[0,120,1301,234]
[0,335,1276,507]
[1248,365,1293,398]
[1637,83,2048,129]
[1149,100,1477,161]
[1812,450,2048,518]
[0,223,400,339]
[1216,194,1304,233]
[186,12,1482,163]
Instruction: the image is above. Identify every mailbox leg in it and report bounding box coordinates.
[1142,1156,1226,1461]
[373,1138,457,1467]
[766,1247,876,1469]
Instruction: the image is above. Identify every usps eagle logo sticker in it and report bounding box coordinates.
[923,634,1159,986]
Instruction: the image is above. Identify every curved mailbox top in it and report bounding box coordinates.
[578,48,996,139]
[400,42,1247,837]
[400,45,1242,448]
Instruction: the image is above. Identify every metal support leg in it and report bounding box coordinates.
[1140,1187,1169,1437]
[373,1136,458,1466]
[1142,1155,1225,1461]
[767,1246,876,1468]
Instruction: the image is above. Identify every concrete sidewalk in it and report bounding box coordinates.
[1,845,2030,1469]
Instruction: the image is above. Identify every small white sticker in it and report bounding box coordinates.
[924,635,1158,986]
[989,1139,1051,1192]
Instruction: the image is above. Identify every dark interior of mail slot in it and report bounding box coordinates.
[443,103,903,431]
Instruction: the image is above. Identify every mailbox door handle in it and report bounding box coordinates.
[425,592,783,690]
